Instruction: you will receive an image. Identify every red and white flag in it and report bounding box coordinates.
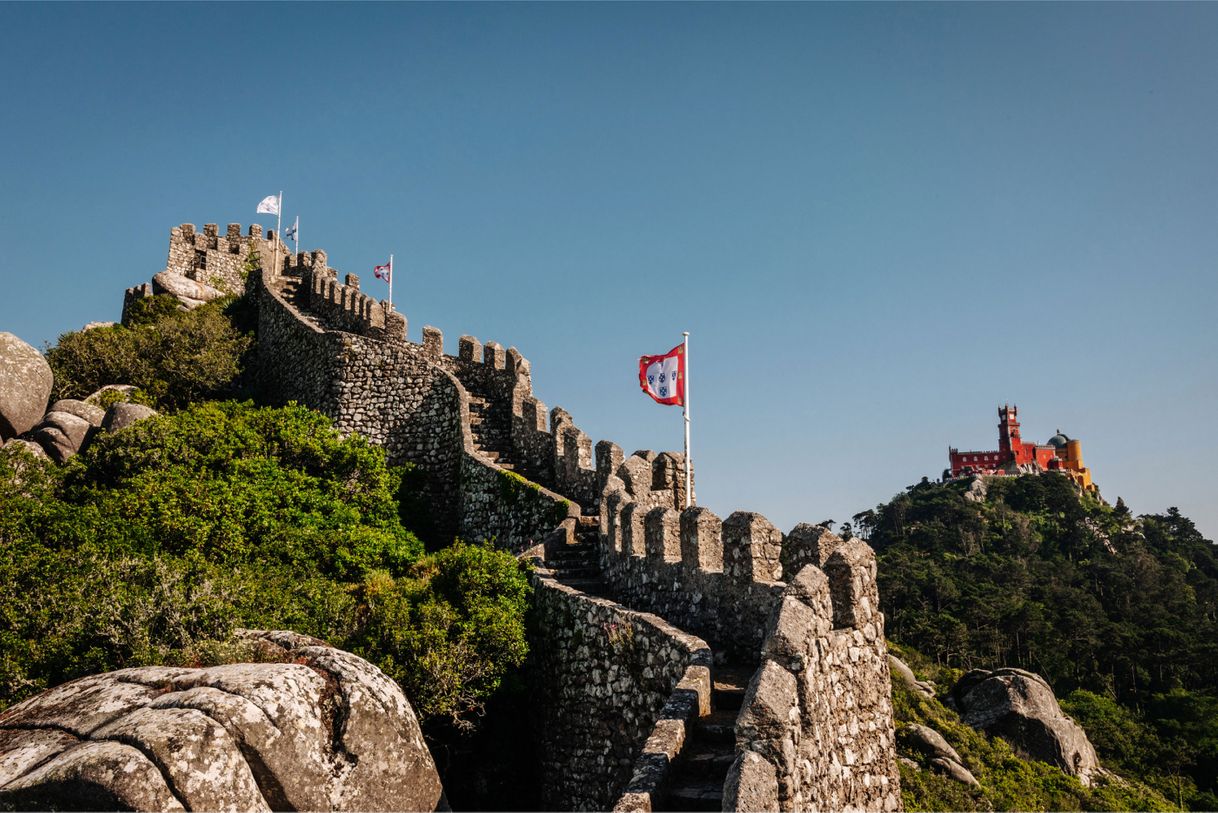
[639,343,685,406]
[373,260,392,283]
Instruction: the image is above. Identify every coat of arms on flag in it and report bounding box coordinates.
[374,261,392,283]
[639,344,685,406]
[256,194,280,215]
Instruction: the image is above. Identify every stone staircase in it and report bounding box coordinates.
[660,663,752,812]
[544,516,606,595]
[467,393,515,470]
[275,276,326,331]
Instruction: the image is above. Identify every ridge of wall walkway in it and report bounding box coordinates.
[187,225,900,812]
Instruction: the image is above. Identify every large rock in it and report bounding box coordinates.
[2,438,49,461]
[152,271,224,308]
[0,630,446,812]
[903,723,962,765]
[83,387,139,407]
[47,399,106,427]
[930,756,979,787]
[101,402,157,433]
[31,410,94,463]
[889,653,936,698]
[953,667,1099,785]
[0,333,52,441]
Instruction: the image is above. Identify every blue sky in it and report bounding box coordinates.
[2,2,1216,539]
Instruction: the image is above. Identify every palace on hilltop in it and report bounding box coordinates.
[948,405,1095,491]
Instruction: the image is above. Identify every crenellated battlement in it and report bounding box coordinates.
[728,541,900,811]
[596,446,850,661]
[293,261,408,343]
[148,218,900,812]
[166,222,276,294]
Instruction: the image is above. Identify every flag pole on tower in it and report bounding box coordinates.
[683,331,691,508]
[275,191,282,276]
[388,254,394,310]
[637,335,694,508]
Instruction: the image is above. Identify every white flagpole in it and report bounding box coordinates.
[683,330,692,508]
[388,253,394,310]
[274,191,282,277]
[293,216,299,257]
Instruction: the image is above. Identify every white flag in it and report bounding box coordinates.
[256,195,280,215]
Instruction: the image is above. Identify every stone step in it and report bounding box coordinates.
[552,540,596,553]
[670,748,735,779]
[549,566,601,580]
[694,709,738,746]
[546,550,597,564]
[663,780,723,812]
[712,665,754,712]
[713,686,745,712]
[554,577,606,592]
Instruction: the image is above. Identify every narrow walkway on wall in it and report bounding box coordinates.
[276,276,324,331]
[661,663,751,811]
[467,393,515,470]
[544,517,605,595]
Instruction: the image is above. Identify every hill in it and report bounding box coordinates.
[858,473,1218,810]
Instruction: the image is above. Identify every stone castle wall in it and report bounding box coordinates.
[253,254,583,547]
[529,569,712,811]
[254,268,465,531]
[157,223,901,811]
[459,455,576,551]
[597,447,840,662]
[727,543,901,812]
[167,222,278,294]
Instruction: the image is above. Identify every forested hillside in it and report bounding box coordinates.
[856,474,1218,810]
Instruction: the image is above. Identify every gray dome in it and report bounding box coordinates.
[1047,432,1070,448]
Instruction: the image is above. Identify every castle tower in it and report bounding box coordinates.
[998,404,1021,454]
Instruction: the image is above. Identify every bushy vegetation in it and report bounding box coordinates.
[890,645,1172,812]
[863,475,1218,809]
[0,401,530,728]
[45,295,253,409]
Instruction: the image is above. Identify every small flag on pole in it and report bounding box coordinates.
[256,194,280,215]
[373,260,392,283]
[284,217,298,242]
[639,343,685,406]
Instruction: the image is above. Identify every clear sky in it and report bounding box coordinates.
[2,2,1216,539]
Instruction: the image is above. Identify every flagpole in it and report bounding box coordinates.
[683,330,692,508]
[274,191,282,277]
[388,253,394,310]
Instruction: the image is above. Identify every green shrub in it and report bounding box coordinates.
[46,296,252,410]
[0,401,530,733]
[349,542,532,726]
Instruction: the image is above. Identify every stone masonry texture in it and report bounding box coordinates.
[147,223,900,812]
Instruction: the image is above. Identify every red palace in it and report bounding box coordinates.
[948,405,1095,491]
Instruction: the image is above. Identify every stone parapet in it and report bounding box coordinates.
[166,223,271,294]
[731,544,902,812]
[598,450,839,662]
[529,570,712,812]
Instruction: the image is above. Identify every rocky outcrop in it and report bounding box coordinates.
[84,385,139,406]
[889,654,936,699]
[901,724,978,787]
[952,667,1099,786]
[0,332,52,441]
[152,270,225,309]
[0,630,446,812]
[48,399,106,427]
[1,438,48,460]
[101,403,157,433]
[31,411,95,464]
